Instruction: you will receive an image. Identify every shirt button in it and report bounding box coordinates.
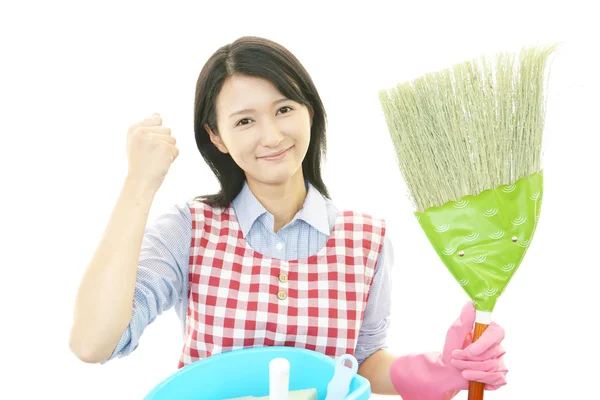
[277,290,287,300]
[276,243,283,251]
[279,273,288,283]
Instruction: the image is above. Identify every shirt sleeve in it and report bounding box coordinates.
[354,232,394,366]
[101,200,192,363]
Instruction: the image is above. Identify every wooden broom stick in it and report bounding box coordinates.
[468,322,488,400]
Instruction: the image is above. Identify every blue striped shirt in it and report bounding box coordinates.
[104,181,393,366]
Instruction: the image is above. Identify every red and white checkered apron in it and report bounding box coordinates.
[178,201,386,368]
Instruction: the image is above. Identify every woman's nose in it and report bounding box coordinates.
[261,119,284,147]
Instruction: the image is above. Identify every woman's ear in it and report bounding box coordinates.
[204,123,229,154]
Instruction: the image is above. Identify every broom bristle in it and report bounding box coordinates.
[379,44,557,212]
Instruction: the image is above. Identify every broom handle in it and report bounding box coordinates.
[467,322,489,400]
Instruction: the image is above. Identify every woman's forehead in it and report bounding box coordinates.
[221,75,281,99]
[218,75,287,114]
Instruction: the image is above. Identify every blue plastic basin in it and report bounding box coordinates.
[144,346,371,399]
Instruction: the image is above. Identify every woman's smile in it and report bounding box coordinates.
[257,145,294,161]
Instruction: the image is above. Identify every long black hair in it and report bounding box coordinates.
[193,36,330,208]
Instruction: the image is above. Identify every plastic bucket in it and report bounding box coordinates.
[144,346,371,399]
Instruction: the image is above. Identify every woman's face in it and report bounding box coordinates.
[206,74,312,187]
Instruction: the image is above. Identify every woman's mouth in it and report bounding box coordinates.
[258,145,293,161]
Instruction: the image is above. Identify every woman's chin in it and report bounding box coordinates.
[248,166,303,186]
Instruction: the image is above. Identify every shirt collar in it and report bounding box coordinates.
[232,180,331,237]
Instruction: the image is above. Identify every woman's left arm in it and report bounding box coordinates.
[354,233,399,395]
[358,348,401,395]
[360,303,509,399]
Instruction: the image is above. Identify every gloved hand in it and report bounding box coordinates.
[389,301,508,400]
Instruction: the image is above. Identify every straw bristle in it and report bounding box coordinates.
[379,44,557,212]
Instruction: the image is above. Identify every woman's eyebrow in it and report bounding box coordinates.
[229,98,290,118]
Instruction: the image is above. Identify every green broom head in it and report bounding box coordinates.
[378,45,557,313]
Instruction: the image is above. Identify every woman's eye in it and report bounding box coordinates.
[236,107,293,127]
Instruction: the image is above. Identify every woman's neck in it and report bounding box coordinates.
[247,170,307,233]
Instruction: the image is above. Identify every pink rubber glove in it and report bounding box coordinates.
[389,301,508,400]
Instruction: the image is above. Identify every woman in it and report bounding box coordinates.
[69,36,507,398]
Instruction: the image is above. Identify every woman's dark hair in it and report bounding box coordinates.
[193,36,330,208]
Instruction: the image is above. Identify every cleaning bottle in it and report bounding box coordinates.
[269,358,290,400]
[325,354,358,400]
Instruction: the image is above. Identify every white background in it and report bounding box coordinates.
[1,1,599,399]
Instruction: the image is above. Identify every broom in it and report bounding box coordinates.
[378,44,557,399]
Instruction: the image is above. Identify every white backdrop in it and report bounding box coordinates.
[2,1,599,399]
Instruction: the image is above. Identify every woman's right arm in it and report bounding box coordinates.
[69,176,159,363]
[69,112,182,363]
[69,177,193,364]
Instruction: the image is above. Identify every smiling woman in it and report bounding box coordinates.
[69,35,508,398]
